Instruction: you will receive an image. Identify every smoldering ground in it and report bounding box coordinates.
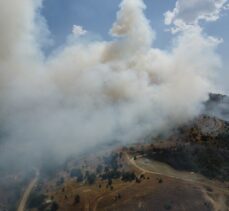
[0,0,227,170]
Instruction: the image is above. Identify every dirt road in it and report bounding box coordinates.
[124,152,229,210]
[17,171,39,211]
[125,153,229,193]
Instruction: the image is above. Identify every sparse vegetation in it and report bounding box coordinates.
[74,194,80,204]
[28,192,46,209]
[164,202,172,210]
[70,168,82,178]
[157,178,163,184]
[86,172,96,185]
[146,143,229,180]
[50,202,59,211]
[121,172,136,182]
[96,164,103,174]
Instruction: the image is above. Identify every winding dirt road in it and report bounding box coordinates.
[125,153,229,194]
[125,152,229,210]
[17,171,39,211]
[93,152,229,211]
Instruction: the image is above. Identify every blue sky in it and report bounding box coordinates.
[42,0,176,48]
[42,0,228,49]
[41,0,229,91]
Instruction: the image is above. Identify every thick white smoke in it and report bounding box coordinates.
[0,0,224,166]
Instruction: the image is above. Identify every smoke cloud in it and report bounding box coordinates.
[0,0,225,167]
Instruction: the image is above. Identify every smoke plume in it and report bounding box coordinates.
[0,0,225,167]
